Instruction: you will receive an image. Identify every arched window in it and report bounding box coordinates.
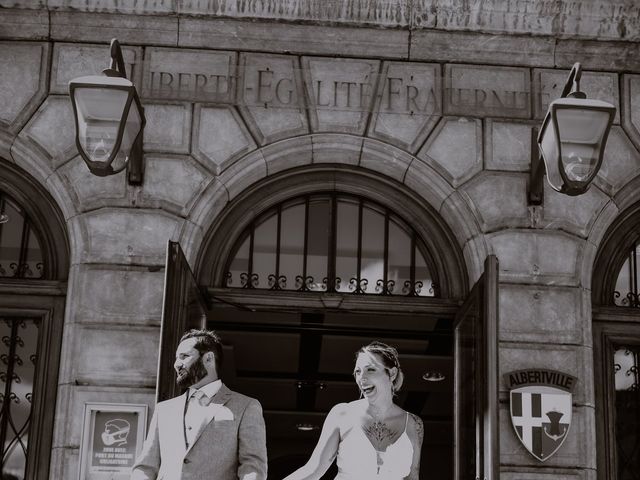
[0,193,45,279]
[224,194,437,296]
[0,159,69,480]
[593,205,640,480]
[613,239,640,307]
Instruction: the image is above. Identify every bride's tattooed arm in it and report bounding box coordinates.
[408,413,424,480]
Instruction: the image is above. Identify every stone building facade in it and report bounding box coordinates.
[1,1,640,479]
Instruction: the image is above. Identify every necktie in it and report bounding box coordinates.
[192,389,210,406]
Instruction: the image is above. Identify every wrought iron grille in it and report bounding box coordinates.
[0,194,45,280]
[614,239,640,307]
[0,317,39,479]
[224,193,437,296]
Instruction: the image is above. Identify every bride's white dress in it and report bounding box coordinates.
[334,411,413,479]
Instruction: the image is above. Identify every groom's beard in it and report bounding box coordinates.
[176,356,208,389]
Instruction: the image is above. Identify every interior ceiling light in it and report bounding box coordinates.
[296,423,319,432]
[422,371,446,382]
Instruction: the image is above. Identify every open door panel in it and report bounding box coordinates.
[156,241,208,402]
[454,255,499,480]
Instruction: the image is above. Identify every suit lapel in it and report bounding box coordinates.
[163,393,189,452]
[210,383,233,406]
[185,383,233,455]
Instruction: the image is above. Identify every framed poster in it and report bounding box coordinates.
[78,403,148,480]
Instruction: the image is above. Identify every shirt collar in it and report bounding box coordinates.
[189,379,222,401]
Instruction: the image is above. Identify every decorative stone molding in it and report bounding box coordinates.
[418,117,482,188]
[488,230,583,287]
[143,102,193,154]
[541,184,610,239]
[444,64,531,119]
[237,52,309,145]
[139,155,210,216]
[302,56,380,135]
[593,127,640,197]
[0,42,50,133]
[3,1,638,42]
[622,74,640,151]
[367,61,442,153]
[18,95,77,168]
[533,68,620,123]
[484,120,535,172]
[50,42,142,94]
[461,172,530,232]
[191,105,258,175]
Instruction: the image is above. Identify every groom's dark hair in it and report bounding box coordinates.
[180,329,224,376]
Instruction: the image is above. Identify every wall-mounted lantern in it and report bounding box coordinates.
[529,63,616,204]
[69,39,145,185]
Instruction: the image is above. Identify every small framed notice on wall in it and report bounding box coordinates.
[78,403,148,480]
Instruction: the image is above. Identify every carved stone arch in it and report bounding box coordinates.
[0,158,70,281]
[185,134,486,292]
[591,200,640,306]
[195,164,470,300]
[589,173,640,305]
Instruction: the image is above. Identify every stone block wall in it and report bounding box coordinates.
[0,5,639,479]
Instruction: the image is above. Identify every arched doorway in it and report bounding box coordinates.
[0,159,70,480]
[198,167,469,479]
[158,166,498,480]
[592,202,640,480]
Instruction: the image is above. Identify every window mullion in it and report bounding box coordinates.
[408,232,416,296]
[271,205,282,290]
[298,197,310,291]
[326,194,337,293]
[16,217,30,279]
[246,223,255,289]
[632,243,638,306]
[354,199,364,294]
[381,210,390,294]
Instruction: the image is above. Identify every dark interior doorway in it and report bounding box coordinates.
[208,308,454,479]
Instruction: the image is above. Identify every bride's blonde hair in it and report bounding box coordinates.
[355,341,404,394]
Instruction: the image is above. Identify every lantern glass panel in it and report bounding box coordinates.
[555,107,611,182]
[120,100,142,159]
[539,119,562,190]
[74,87,130,167]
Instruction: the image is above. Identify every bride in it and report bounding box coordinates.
[283,341,423,480]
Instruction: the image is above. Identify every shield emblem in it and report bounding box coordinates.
[505,369,577,462]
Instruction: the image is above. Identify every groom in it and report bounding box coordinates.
[131,329,267,480]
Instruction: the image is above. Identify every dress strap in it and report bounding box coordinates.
[404,412,409,433]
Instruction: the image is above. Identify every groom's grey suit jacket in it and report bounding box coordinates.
[131,383,267,480]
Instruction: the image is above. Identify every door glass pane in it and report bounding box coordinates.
[415,247,435,297]
[0,317,40,480]
[360,204,384,293]
[222,194,440,297]
[0,195,45,280]
[304,199,329,291]
[254,214,278,289]
[226,235,250,287]
[0,199,25,278]
[388,219,410,295]
[335,200,358,293]
[25,230,44,279]
[280,203,305,291]
[613,345,640,479]
[613,242,639,307]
